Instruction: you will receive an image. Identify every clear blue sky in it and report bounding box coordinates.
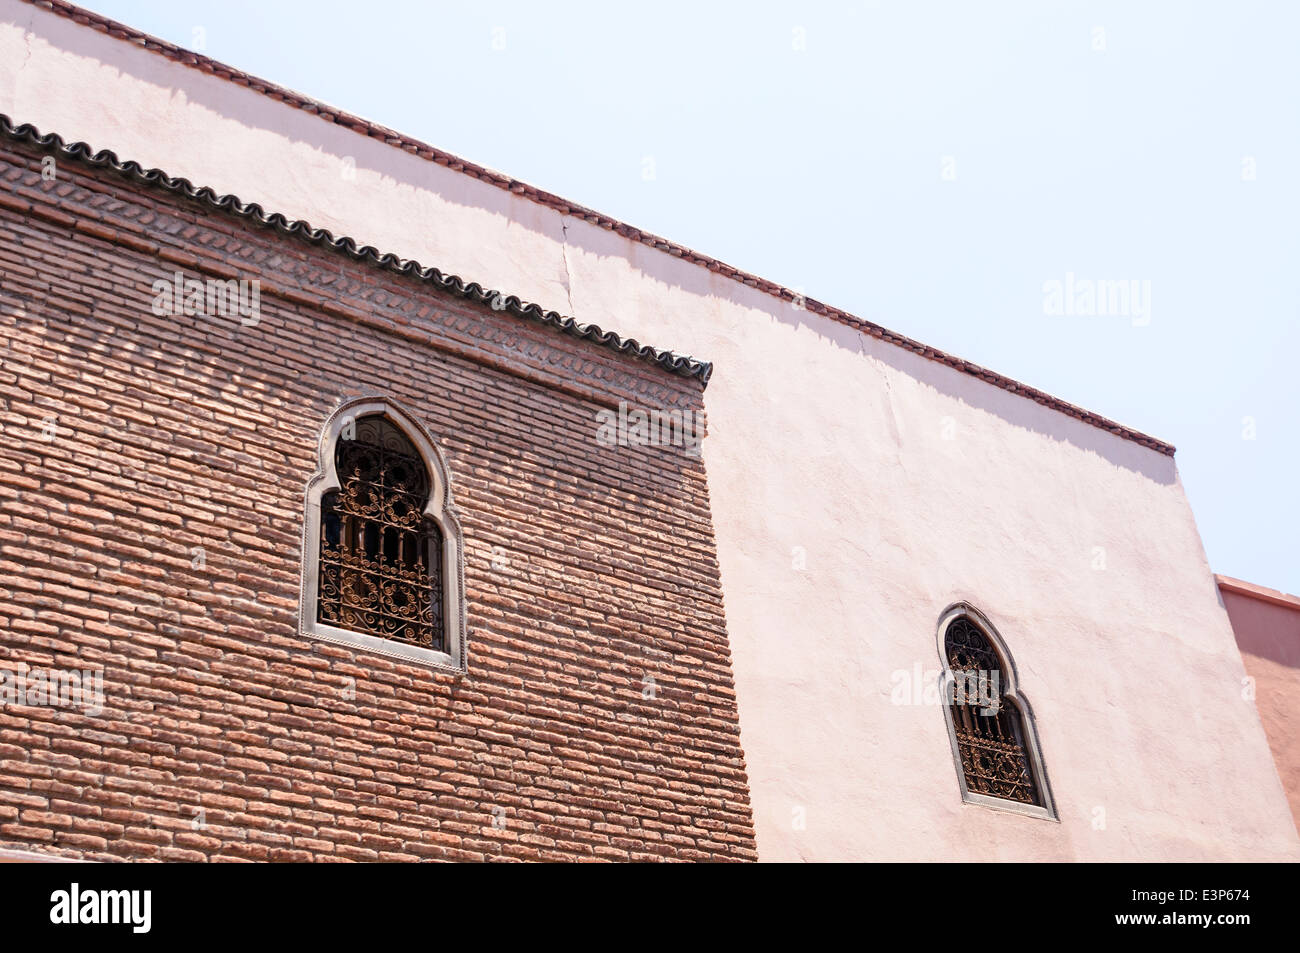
[82,0,1299,593]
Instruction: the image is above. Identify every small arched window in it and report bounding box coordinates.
[319,416,445,650]
[300,397,466,673]
[937,605,1055,819]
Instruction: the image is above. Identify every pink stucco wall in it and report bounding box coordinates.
[2,0,1296,860]
[1217,576,1300,833]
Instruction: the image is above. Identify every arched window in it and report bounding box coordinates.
[319,416,445,649]
[300,397,466,673]
[937,605,1054,819]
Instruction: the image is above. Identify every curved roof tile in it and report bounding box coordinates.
[0,114,713,385]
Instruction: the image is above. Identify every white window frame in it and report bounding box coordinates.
[299,395,467,674]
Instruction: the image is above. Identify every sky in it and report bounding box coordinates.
[79,0,1300,593]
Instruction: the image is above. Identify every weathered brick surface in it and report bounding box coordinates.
[0,134,757,861]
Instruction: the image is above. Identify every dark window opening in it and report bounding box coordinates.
[317,415,446,652]
[944,616,1040,806]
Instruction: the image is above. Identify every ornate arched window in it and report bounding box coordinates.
[937,605,1054,819]
[300,397,466,673]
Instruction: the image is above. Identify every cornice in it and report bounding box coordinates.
[0,114,712,388]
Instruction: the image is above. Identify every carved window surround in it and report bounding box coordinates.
[299,395,467,674]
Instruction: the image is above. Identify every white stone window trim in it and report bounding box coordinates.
[935,602,1058,822]
[299,395,467,675]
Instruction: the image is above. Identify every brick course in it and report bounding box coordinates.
[0,128,757,862]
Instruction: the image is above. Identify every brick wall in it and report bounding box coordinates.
[0,128,756,861]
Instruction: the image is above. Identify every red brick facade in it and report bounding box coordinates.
[0,124,757,861]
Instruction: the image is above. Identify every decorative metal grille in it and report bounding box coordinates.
[944,617,1040,805]
[317,416,445,652]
